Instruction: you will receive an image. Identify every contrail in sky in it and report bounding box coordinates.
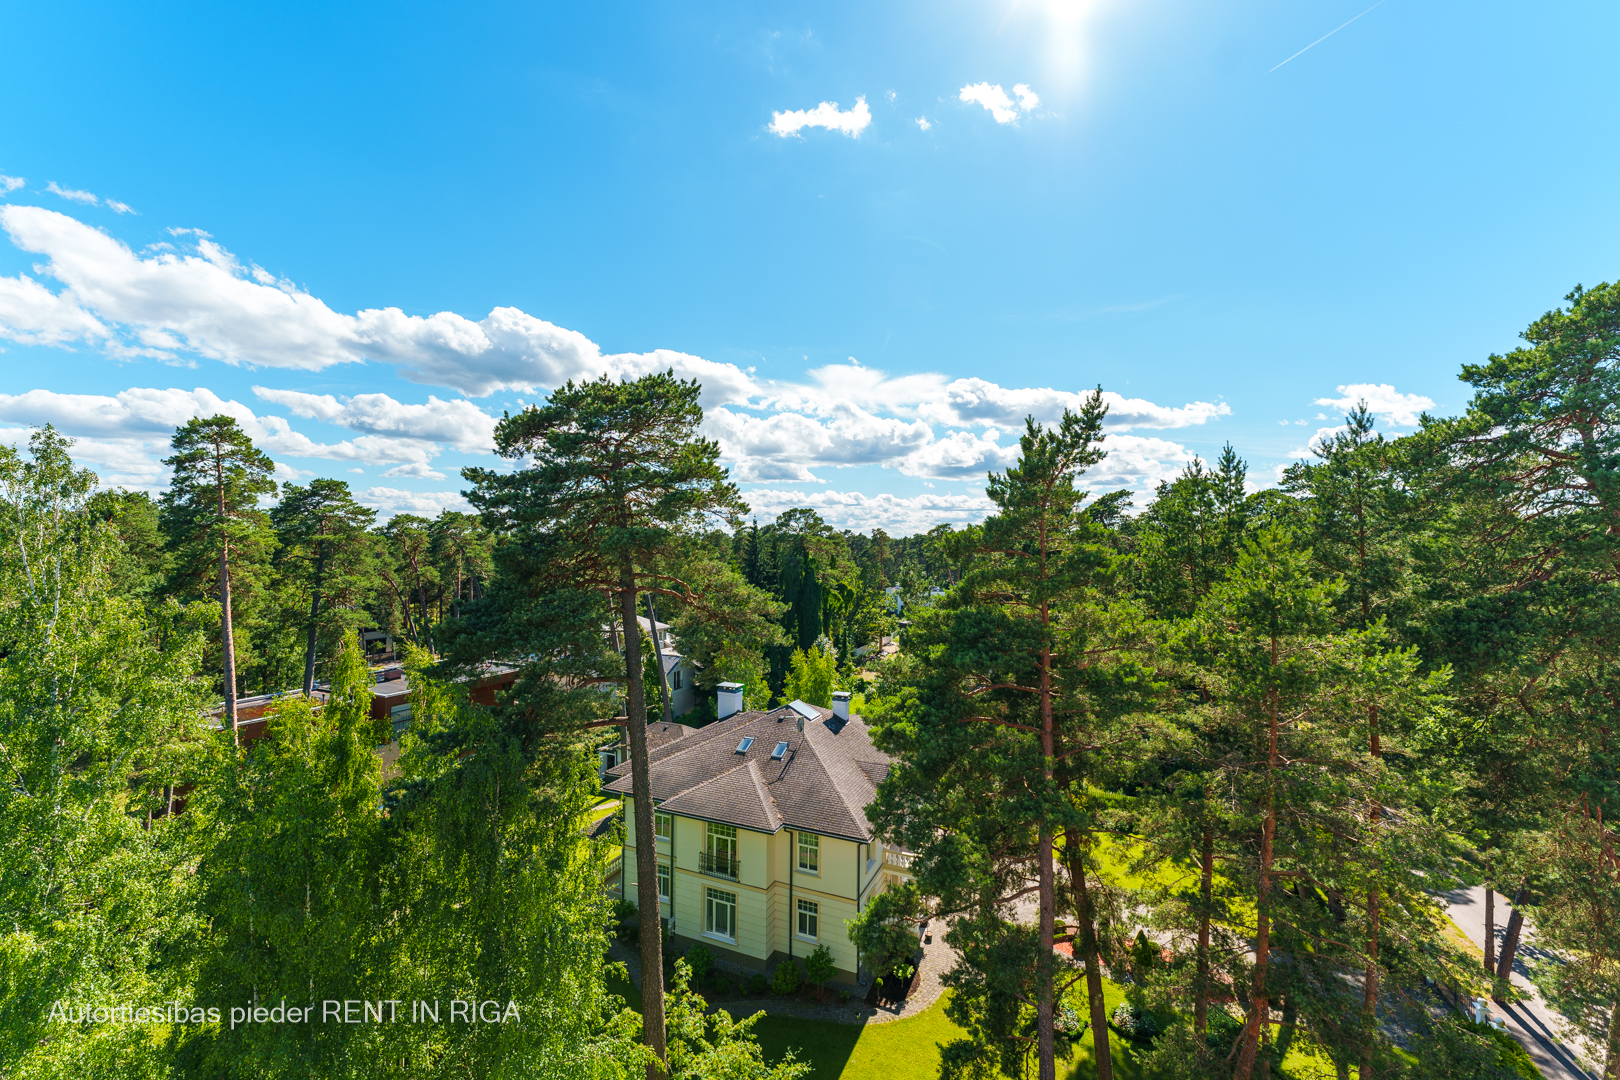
[1270,0,1389,72]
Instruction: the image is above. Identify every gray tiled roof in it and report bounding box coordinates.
[610,720,698,757]
[603,703,892,841]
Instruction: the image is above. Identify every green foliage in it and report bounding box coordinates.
[664,960,810,1079]
[780,644,838,707]
[685,944,715,983]
[0,428,213,1080]
[770,960,802,996]
[268,478,377,693]
[803,945,836,987]
[848,883,921,982]
[1108,1002,1160,1042]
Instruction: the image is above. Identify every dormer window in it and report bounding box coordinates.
[735,737,754,754]
[770,741,789,761]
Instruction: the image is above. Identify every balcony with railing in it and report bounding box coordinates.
[698,850,740,880]
[884,850,915,871]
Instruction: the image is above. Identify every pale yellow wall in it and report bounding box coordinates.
[622,797,879,972]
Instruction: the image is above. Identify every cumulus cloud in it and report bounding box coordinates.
[382,462,448,480]
[0,206,758,402]
[959,82,1038,124]
[251,386,497,452]
[0,176,24,195]
[768,97,872,138]
[743,487,996,534]
[916,117,931,131]
[0,385,470,497]
[0,208,1230,526]
[355,487,472,519]
[1313,383,1435,428]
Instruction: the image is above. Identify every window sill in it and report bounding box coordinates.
[703,932,736,946]
[795,934,819,944]
[797,868,819,877]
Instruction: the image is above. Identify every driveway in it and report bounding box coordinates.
[1441,886,1600,1080]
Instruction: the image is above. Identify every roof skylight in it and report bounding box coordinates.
[735,737,754,754]
[788,700,819,721]
[770,741,790,760]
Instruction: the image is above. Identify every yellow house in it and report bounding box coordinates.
[605,690,912,987]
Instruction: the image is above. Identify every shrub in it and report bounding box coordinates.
[1110,1002,1161,1041]
[748,973,769,996]
[685,944,714,984]
[838,989,851,1005]
[804,944,837,987]
[771,959,804,995]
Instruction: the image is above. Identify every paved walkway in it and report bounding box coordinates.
[1441,886,1601,1080]
[607,917,959,1027]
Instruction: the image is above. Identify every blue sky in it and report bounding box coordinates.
[2,0,1617,532]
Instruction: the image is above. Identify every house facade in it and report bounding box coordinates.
[604,691,912,987]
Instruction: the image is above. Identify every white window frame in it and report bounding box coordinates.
[656,862,671,902]
[705,887,737,943]
[671,667,682,691]
[796,898,819,942]
[655,811,673,844]
[797,832,820,875]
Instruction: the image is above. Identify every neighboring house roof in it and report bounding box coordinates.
[603,703,892,843]
[608,720,700,758]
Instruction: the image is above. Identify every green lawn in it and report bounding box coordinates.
[606,967,1340,1080]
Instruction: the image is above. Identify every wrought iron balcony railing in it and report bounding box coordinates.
[698,851,740,879]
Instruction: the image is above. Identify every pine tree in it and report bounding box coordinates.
[160,416,277,738]
[864,394,1132,1080]
[270,478,377,695]
[459,371,755,1078]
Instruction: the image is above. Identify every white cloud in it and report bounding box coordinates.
[355,486,472,519]
[382,462,448,480]
[0,176,23,195]
[959,82,1038,124]
[105,199,135,215]
[768,97,872,138]
[743,487,996,534]
[251,386,497,451]
[47,182,99,206]
[1313,383,1435,428]
[0,206,761,402]
[0,209,1228,528]
[915,117,931,131]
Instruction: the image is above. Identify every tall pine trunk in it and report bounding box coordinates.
[1495,883,1528,983]
[620,565,667,1078]
[1066,829,1114,1080]
[1236,649,1282,1080]
[217,457,239,744]
[1362,705,1381,1080]
[1196,823,1214,1034]
[1036,628,1056,1080]
[301,542,325,696]
[1484,886,1495,974]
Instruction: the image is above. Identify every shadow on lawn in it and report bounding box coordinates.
[607,968,865,1078]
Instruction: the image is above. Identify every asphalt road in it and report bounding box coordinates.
[1441,886,1600,1080]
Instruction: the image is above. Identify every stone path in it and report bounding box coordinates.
[1442,885,1602,1080]
[607,917,959,1028]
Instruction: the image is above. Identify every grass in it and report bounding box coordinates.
[606,964,1346,1080]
